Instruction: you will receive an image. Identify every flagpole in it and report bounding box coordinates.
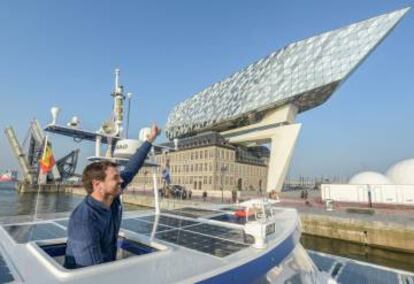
[151,147,160,215]
[34,135,48,221]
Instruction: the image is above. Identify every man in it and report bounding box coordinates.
[64,125,160,268]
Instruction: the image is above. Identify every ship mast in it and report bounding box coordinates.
[112,68,125,137]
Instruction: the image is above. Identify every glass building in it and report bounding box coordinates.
[165,8,410,140]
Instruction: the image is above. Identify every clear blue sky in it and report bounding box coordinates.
[0,0,413,180]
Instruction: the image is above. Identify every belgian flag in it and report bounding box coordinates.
[39,139,55,174]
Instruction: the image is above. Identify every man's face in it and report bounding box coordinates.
[100,166,123,197]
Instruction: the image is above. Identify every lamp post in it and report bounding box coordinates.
[220,165,228,203]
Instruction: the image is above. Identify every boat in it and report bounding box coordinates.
[0,171,17,183]
[0,199,335,283]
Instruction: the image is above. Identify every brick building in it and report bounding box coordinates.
[131,132,269,193]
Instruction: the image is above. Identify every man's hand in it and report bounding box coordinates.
[146,124,161,143]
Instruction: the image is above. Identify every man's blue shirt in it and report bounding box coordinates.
[64,141,151,268]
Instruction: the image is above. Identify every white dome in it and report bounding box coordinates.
[386,159,414,185]
[348,171,392,185]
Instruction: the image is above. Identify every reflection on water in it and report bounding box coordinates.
[301,234,414,272]
[0,185,144,217]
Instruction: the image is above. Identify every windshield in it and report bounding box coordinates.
[264,244,332,284]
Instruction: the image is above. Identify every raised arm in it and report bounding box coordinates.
[120,125,160,188]
[120,141,152,187]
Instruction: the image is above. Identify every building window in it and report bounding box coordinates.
[195,152,198,159]
[204,150,208,159]
[209,176,212,184]
[200,151,203,159]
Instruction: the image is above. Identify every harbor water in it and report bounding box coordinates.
[1,184,413,273]
[0,183,145,216]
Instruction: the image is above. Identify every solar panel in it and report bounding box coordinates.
[337,262,399,284]
[2,223,67,244]
[138,215,199,228]
[308,252,336,272]
[0,252,14,283]
[156,229,248,257]
[184,223,254,245]
[121,218,173,235]
[163,207,221,218]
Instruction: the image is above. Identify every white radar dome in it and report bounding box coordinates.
[348,171,392,185]
[386,159,414,185]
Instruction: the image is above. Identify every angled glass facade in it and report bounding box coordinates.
[165,8,409,139]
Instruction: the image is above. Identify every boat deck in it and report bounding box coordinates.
[3,206,412,283]
[0,206,300,284]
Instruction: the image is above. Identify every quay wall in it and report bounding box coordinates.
[16,183,73,193]
[64,187,414,253]
[300,213,414,254]
[67,187,207,209]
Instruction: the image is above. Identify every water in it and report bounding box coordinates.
[0,184,145,217]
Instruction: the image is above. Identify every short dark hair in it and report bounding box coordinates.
[82,161,118,194]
